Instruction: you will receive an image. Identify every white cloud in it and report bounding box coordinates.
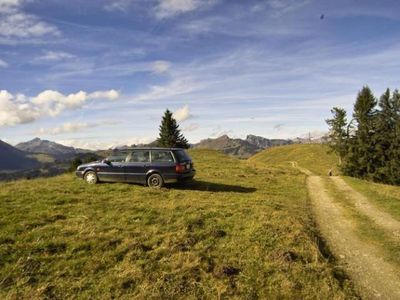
[35,51,75,62]
[135,79,200,101]
[0,58,8,67]
[183,123,198,131]
[104,0,133,12]
[88,89,120,100]
[57,137,154,150]
[152,60,171,74]
[0,0,60,39]
[36,122,97,135]
[0,89,121,127]
[154,0,216,19]
[173,104,191,122]
[0,90,39,126]
[0,0,21,13]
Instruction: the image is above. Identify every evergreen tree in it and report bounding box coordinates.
[328,86,400,185]
[374,89,394,183]
[348,86,377,179]
[157,109,189,149]
[326,107,348,165]
[388,90,400,184]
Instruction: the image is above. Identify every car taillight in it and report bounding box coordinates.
[176,163,186,173]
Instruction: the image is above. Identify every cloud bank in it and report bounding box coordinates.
[0,89,120,127]
[0,0,60,40]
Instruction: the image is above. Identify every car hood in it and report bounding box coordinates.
[77,161,101,169]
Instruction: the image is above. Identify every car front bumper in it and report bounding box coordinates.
[75,170,84,179]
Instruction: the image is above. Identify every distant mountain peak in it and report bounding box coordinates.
[194,134,293,158]
[15,138,78,161]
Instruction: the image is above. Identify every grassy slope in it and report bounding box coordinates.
[249,144,339,176]
[0,149,356,299]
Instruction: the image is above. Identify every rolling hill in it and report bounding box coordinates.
[249,144,339,175]
[0,140,40,172]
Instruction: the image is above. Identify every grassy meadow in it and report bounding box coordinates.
[0,149,357,299]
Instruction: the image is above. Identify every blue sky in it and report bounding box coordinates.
[1,0,400,149]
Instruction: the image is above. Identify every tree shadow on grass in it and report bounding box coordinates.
[173,180,256,193]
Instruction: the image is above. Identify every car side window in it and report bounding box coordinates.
[151,151,174,163]
[107,151,128,162]
[127,150,150,163]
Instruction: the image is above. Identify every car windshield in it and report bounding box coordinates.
[173,150,191,162]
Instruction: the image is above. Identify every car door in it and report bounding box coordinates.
[96,151,127,182]
[124,150,150,183]
[149,150,176,181]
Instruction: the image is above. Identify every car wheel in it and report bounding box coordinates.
[84,171,98,184]
[147,173,164,188]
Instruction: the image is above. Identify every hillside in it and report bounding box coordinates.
[0,140,40,171]
[15,138,86,161]
[249,144,339,175]
[0,149,356,299]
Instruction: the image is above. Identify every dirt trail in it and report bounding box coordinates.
[331,176,400,238]
[307,176,400,299]
[289,162,400,299]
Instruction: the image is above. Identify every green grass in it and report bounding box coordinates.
[0,149,357,299]
[249,144,339,176]
[343,176,400,221]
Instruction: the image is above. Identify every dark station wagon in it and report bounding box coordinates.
[76,147,195,188]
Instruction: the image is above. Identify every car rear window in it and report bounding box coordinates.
[151,150,174,162]
[173,150,191,162]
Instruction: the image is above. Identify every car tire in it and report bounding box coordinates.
[84,171,98,184]
[147,173,164,188]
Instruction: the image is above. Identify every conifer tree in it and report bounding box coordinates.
[157,109,189,149]
[326,107,348,165]
[374,89,394,182]
[328,86,400,185]
[388,90,400,184]
[349,86,377,178]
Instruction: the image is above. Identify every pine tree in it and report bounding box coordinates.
[157,109,189,149]
[328,86,400,185]
[388,90,400,184]
[374,89,394,183]
[326,107,348,165]
[349,86,377,179]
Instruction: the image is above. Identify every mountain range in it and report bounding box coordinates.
[194,135,293,158]
[15,138,88,161]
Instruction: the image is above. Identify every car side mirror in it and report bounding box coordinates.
[102,159,112,165]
